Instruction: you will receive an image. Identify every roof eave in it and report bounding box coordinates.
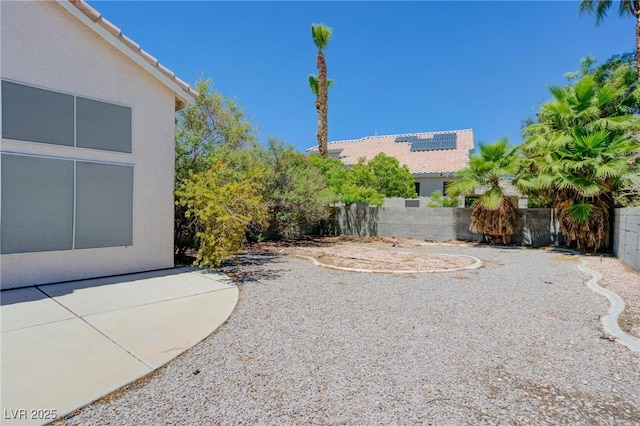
[60,0,197,111]
[412,172,456,178]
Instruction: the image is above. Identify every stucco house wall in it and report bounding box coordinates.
[0,1,190,288]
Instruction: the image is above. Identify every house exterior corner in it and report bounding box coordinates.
[0,1,193,288]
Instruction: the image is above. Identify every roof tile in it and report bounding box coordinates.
[120,34,140,52]
[138,49,159,67]
[99,16,121,38]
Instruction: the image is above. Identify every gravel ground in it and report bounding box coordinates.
[57,245,640,425]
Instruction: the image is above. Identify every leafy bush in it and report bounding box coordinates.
[427,190,458,207]
[308,152,416,206]
[174,79,258,258]
[261,139,334,238]
[175,156,268,267]
[366,153,417,198]
[174,77,338,259]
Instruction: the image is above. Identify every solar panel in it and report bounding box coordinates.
[395,136,417,143]
[409,133,457,152]
[431,132,457,149]
[409,139,432,151]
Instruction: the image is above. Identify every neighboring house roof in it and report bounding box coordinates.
[60,0,198,111]
[307,129,475,175]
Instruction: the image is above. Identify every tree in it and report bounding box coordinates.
[308,154,385,206]
[520,72,640,251]
[563,53,639,116]
[175,78,257,181]
[308,153,417,206]
[174,78,258,259]
[575,55,640,207]
[578,0,640,77]
[311,24,332,157]
[261,139,334,239]
[447,139,522,244]
[359,153,417,198]
[591,53,639,117]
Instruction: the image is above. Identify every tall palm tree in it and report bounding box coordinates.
[447,138,522,245]
[521,74,640,251]
[311,24,332,157]
[579,0,640,77]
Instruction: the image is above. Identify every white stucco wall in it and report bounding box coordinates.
[0,1,176,288]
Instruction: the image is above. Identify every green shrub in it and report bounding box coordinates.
[176,158,268,268]
[261,139,334,238]
[427,190,458,207]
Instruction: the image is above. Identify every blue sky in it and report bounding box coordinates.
[93,1,633,152]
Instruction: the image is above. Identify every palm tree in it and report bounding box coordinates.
[447,138,522,245]
[521,74,640,251]
[579,0,640,77]
[311,24,332,157]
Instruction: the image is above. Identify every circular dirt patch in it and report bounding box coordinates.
[289,243,480,273]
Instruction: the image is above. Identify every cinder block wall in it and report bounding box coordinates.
[454,208,563,246]
[331,206,561,245]
[378,207,455,240]
[330,205,455,240]
[613,208,640,271]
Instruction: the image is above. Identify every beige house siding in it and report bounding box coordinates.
[1,1,179,288]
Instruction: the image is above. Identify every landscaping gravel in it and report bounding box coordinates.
[58,245,640,425]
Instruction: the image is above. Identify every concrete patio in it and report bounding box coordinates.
[0,268,238,426]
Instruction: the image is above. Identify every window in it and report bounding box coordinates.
[75,162,133,249]
[1,80,74,146]
[443,181,452,196]
[1,80,132,152]
[1,154,74,254]
[76,97,132,153]
[414,182,420,196]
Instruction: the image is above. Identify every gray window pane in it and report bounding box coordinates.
[75,162,133,249]
[1,80,75,146]
[1,154,74,254]
[76,97,132,153]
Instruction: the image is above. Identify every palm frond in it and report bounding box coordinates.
[548,85,567,101]
[446,178,478,197]
[477,186,505,210]
[559,174,604,197]
[618,0,635,16]
[311,24,332,50]
[309,75,334,96]
[594,115,640,130]
[567,202,594,223]
[573,75,598,108]
[308,75,319,96]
